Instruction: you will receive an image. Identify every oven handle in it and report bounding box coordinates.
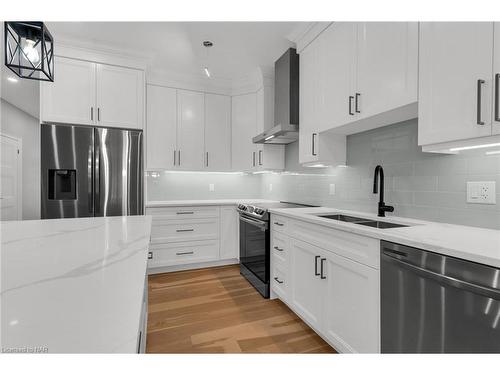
[239,215,268,230]
[383,254,500,300]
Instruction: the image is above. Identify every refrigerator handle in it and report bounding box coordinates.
[94,133,100,215]
[88,144,94,214]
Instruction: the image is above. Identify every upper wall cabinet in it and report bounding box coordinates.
[232,93,257,171]
[419,22,500,150]
[41,56,144,129]
[204,93,232,171]
[177,90,205,170]
[40,57,96,126]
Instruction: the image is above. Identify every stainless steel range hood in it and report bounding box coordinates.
[253,48,299,144]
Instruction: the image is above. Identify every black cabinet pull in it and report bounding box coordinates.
[311,133,317,156]
[495,73,500,122]
[274,221,284,226]
[274,246,283,252]
[259,150,263,166]
[477,79,485,125]
[147,252,153,260]
[315,255,320,276]
[176,251,194,256]
[348,95,354,115]
[91,107,94,121]
[274,277,284,284]
[97,107,100,122]
[355,93,361,113]
[320,258,326,279]
[252,152,256,167]
[176,229,194,232]
[176,211,194,215]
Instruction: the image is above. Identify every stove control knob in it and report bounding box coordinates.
[238,204,246,211]
[255,208,264,215]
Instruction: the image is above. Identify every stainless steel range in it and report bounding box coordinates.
[237,201,315,298]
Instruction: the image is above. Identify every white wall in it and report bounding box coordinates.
[1,99,40,220]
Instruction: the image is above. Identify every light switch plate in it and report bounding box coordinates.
[466,181,496,204]
[209,183,215,192]
[329,183,336,195]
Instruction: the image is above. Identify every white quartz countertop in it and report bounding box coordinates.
[269,207,500,268]
[0,215,152,353]
[146,199,278,207]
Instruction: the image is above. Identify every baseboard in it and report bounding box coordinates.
[147,258,239,275]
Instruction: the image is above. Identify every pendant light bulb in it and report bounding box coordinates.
[202,41,213,79]
[22,38,40,65]
[204,67,211,78]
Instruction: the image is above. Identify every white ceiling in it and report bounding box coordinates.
[46,22,302,80]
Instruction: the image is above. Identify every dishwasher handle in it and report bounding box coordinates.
[383,254,500,300]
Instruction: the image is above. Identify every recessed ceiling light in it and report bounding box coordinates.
[449,143,500,152]
[7,77,18,83]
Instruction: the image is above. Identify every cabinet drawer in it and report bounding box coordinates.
[148,240,219,268]
[271,215,287,233]
[271,231,288,266]
[272,265,289,301]
[288,218,379,269]
[146,205,220,220]
[150,218,219,243]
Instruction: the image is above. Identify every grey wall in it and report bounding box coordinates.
[146,171,262,201]
[261,119,500,229]
[1,99,40,220]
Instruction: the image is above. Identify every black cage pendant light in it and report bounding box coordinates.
[4,22,54,82]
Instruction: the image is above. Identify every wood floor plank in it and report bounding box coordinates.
[146,265,336,354]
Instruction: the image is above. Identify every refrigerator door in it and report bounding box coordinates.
[41,124,94,219]
[94,127,143,217]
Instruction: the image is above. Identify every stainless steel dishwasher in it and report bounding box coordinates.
[381,241,500,353]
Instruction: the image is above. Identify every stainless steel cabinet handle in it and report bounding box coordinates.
[495,73,500,122]
[176,229,194,232]
[252,152,256,167]
[320,258,326,279]
[259,150,263,166]
[206,151,209,167]
[315,255,320,276]
[173,150,177,166]
[91,107,94,121]
[355,93,361,113]
[274,246,283,252]
[148,252,153,260]
[97,107,101,122]
[176,211,194,215]
[178,150,181,166]
[176,251,194,256]
[273,221,284,226]
[349,95,354,115]
[477,79,485,125]
[274,277,284,284]
[312,133,317,156]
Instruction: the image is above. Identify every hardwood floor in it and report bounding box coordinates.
[146,265,336,353]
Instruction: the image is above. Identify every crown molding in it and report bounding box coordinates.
[288,22,332,53]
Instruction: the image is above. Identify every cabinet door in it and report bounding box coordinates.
[289,238,324,331]
[204,94,231,170]
[322,252,379,353]
[40,57,96,125]
[220,206,239,260]
[298,41,318,164]
[493,23,500,135]
[419,22,494,146]
[96,64,144,129]
[231,93,257,171]
[146,85,177,169]
[177,90,205,170]
[320,22,357,131]
[356,22,418,120]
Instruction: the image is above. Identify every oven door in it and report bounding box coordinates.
[239,214,270,284]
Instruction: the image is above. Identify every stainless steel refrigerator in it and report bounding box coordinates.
[41,123,143,219]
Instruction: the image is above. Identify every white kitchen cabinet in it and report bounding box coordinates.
[204,93,231,170]
[355,22,418,122]
[146,85,177,169]
[231,93,257,171]
[177,90,205,170]
[41,57,144,129]
[419,22,495,146]
[220,206,239,260]
[289,238,324,331]
[40,57,96,125]
[322,251,380,353]
[493,22,500,135]
[96,64,144,129]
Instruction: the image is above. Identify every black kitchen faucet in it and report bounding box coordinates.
[373,165,394,217]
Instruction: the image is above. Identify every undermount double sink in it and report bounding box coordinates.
[316,214,410,229]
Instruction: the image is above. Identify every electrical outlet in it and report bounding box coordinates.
[329,183,336,195]
[467,181,496,204]
[209,183,215,192]
[269,183,273,192]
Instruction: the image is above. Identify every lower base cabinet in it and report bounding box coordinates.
[271,214,380,353]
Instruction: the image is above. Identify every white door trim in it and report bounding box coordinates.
[1,133,22,220]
